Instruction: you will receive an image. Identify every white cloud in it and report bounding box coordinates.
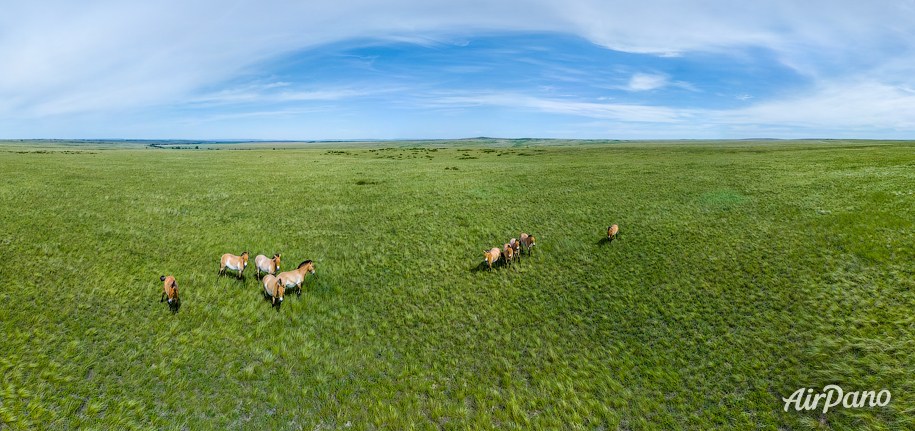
[2,1,915,137]
[722,80,915,131]
[187,84,398,105]
[423,77,915,137]
[626,73,669,91]
[425,92,687,123]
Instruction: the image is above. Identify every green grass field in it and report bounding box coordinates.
[1,140,913,430]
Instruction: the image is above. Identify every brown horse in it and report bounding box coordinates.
[607,224,620,242]
[519,233,536,255]
[254,253,281,279]
[159,275,179,313]
[219,251,249,279]
[509,238,520,259]
[276,260,315,296]
[503,243,514,266]
[262,274,286,309]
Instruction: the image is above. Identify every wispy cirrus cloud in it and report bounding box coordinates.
[722,80,915,132]
[418,77,915,138]
[1,1,915,138]
[423,92,687,123]
[625,73,669,91]
[187,83,404,106]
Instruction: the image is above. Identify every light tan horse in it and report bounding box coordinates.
[262,274,286,309]
[519,233,536,255]
[254,253,281,279]
[219,251,249,279]
[607,224,620,242]
[484,247,501,270]
[276,260,315,296]
[159,275,179,313]
[503,243,514,266]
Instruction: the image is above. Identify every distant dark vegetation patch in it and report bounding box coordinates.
[148,142,207,150]
[355,179,380,185]
[13,150,97,155]
[445,166,459,170]
[326,150,352,155]
[370,147,439,159]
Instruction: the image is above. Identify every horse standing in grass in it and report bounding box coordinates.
[262,274,285,310]
[219,251,249,279]
[254,253,281,279]
[277,260,315,296]
[509,238,520,259]
[484,247,501,270]
[159,275,179,313]
[519,233,536,255]
[607,224,620,242]
[503,243,514,266]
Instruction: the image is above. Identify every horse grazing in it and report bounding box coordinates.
[254,253,281,279]
[484,247,501,270]
[607,224,620,242]
[502,243,515,266]
[262,274,285,310]
[219,251,249,279]
[519,233,536,255]
[276,260,315,296]
[159,275,180,313]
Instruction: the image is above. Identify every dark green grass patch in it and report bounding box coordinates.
[0,141,913,429]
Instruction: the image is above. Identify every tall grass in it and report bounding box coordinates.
[0,140,913,429]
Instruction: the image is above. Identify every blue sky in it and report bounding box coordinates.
[2,1,915,139]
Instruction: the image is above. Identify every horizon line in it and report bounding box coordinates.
[3,137,912,144]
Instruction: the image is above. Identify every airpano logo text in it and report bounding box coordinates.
[783,385,891,413]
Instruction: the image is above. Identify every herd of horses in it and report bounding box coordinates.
[483,232,536,270]
[158,225,620,313]
[159,252,316,313]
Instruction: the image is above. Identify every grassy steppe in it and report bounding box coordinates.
[1,140,913,430]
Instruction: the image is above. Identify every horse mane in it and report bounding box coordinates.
[297,259,313,269]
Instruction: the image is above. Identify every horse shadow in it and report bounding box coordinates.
[218,271,247,282]
[470,261,488,273]
[165,298,181,314]
[598,234,622,247]
[261,291,283,311]
[469,259,513,273]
